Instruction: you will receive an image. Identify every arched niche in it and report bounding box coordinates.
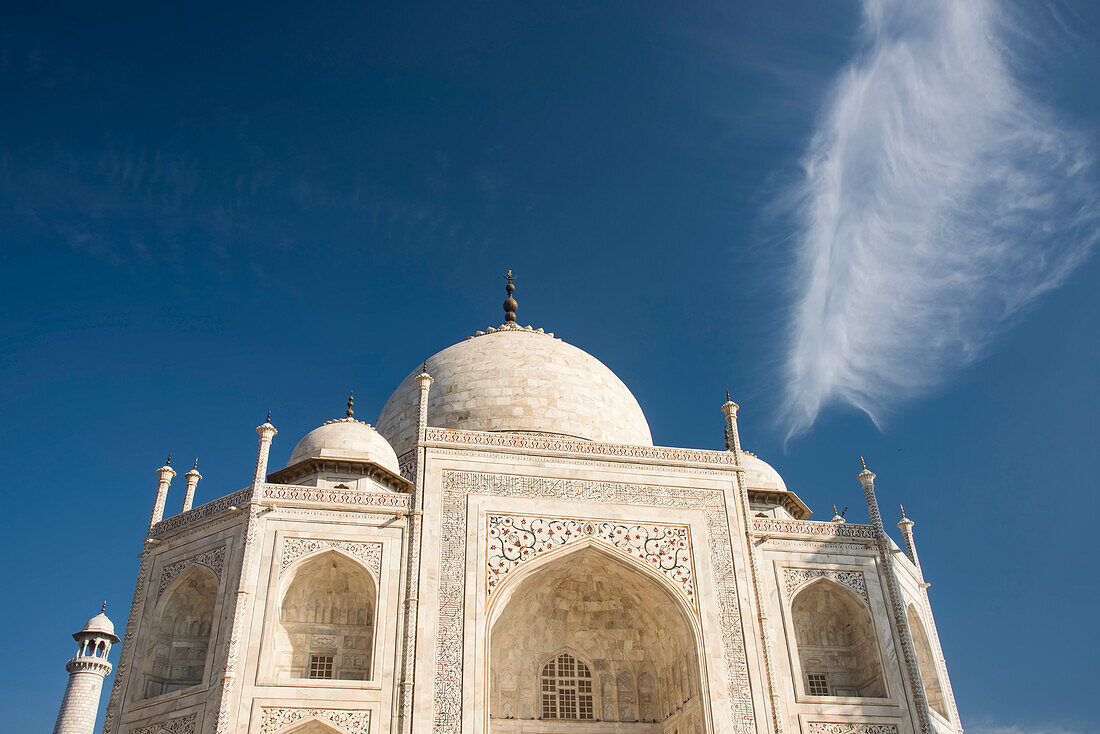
[489,543,707,732]
[907,605,948,718]
[791,578,886,698]
[274,550,376,681]
[141,565,218,699]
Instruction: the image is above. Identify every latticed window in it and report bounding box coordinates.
[806,673,829,695]
[309,654,335,679]
[541,654,594,720]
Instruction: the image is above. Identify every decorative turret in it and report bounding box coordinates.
[253,411,278,487]
[148,453,175,531]
[182,458,202,512]
[53,604,119,734]
[897,504,923,575]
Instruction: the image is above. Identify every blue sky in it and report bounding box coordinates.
[2,0,1098,731]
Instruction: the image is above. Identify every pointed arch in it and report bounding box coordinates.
[278,718,347,734]
[274,549,376,681]
[907,604,948,718]
[141,564,218,699]
[791,577,886,698]
[488,542,710,730]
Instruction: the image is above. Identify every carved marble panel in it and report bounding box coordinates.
[280,537,382,578]
[157,546,225,598]
[259,707,371,734]
[486,513,696,611]
[783,567,869,604]
[807,723,899,734]
[129,713,197,734]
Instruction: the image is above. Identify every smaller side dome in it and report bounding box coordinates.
[740,452,788,492]
[77,612,119,642]
[287,418,400,475]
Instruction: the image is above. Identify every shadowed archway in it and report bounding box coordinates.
[489,544,707,733]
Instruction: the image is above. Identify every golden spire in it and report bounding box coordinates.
[101,601,107,614]
[346,391,355,419]
[503,269,518,323]
[900,504,907,519]
[166,451,172,466]
[193,458,199,470]
[265,409,271,424]
[860,455,866,470]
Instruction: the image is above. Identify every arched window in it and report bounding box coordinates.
[791,579,886,698]
[907,605,948,718]
[275,551,376,681]
[142,566,218,699]
[540,653,594,720]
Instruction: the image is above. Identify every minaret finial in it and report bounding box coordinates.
[726,389,731,402]
[503,269,518,323]
[266,409,271,424]
[166,452,172,466]
[346,390,355,419]
[421,361,428,374]
[900,503,906,518]
[860,455,866,470]
[193,458,199,469]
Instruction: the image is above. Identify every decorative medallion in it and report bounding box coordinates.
[280,538,382,577]
[783,567,869,604]
[486,514,696,610]
[259,708,371,734]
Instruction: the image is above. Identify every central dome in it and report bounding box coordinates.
[377,325,652,457]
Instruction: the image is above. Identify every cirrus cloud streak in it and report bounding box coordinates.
[782,0,1099,437]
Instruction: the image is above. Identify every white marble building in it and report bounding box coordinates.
[69,283,962,734]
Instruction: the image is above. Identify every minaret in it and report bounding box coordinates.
[53,604,120,734]
[182,459,202,512]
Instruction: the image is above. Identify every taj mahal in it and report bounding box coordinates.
[52,275,962,734]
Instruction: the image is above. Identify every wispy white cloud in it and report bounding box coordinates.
[965,718,1098,734]
[781,0,1099,437]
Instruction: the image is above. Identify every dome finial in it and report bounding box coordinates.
[101,601,107,613]
[503,269,518,323]
[346,390,355,419]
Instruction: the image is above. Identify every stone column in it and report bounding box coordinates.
[898,509,962,729]
[860,463,933,734]
[53,609,118,734]
[213,416,275,733]
[398,368,433,734]
[722,397,784,734]
[182,460,202,512]
[148,456,175,531]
